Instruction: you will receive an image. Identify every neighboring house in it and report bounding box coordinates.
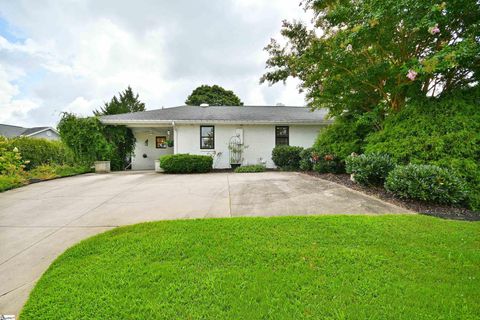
[0,124,60,140]
[100,105,331,170]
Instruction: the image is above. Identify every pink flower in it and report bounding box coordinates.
[429,24,440,35]
[407,69,417,81]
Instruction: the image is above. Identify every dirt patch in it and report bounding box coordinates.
[305,172,480,221]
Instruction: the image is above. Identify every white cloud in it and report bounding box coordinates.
[0,0,308,127]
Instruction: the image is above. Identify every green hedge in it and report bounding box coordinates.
[8,137,76,170]
[234,165,266,173]
[160,154,213,173]
[272,145,304,170]
[365,90,480,209]
[314,115,375,160]
[385,164,467,206]
[346,153,396,186]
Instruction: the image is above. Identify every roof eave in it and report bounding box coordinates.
[100,119,332,126]
[23,127,59,137]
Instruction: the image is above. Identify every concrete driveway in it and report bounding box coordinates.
[0,171,410,315]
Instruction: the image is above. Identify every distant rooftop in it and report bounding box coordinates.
[0,124,56,138]
[100,105,330,125]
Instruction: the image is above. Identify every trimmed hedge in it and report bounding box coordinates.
[9,137,76,170]
[160,154,213,173]
[385,164,467,206]
[346,153,396,186]
[234,165,266,173]
[272,145,304,170]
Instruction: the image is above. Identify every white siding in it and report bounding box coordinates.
[132,128,173,170]
[30,129,60,140]
[175,124,323,169]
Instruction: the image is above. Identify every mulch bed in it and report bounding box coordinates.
[305,172,480,221]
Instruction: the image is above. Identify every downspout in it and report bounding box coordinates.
[172,121,177,154]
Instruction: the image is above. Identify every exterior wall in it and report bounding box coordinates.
[132,128,173,170]
[175,124,323,169]
[30,129,60,140]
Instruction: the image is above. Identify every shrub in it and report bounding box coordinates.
[160,154,213,173]
[299,148,315,171]
[0,175,26,192]
[53,165,91,177]
[9,137,76,170]
[346,153,396,186]
[271,145,304,170]
[365,90,480,209]
[385,164,467,206]
[234,165,266,173]
[314,113,377,161]
[28,164,91,180]
[312,153,344,174]
[0,136,26,175]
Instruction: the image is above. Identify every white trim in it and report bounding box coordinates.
[101,119,332,126]
[23,127,59,137]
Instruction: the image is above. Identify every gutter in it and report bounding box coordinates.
[100,119,333,126]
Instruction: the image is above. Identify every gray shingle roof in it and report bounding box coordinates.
[0,124,27,137]
[100,106,330,124]
[0,124,56,138]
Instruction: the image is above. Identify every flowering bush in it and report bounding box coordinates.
[0,137,26,176]
[313,154,344,174]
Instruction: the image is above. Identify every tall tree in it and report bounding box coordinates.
[261,0,479,117]
[185,85,244,106]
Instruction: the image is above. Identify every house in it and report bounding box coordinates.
[0,124,60,140]
[100,105,331,170]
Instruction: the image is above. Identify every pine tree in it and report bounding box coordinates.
[94,86,146,116]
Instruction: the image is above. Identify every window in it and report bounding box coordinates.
[200,126,215,149]
[156,136,167,149]
[275,126,289,146]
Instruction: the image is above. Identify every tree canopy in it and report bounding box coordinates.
[185,85,244,106]
[261,0,479,117]
[94,86,146,116]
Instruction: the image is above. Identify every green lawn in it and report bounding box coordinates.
[21,215,480,319]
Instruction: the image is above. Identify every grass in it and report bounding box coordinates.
[21,215,480,319]
[234,164,266,173]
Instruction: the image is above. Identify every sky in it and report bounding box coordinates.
[0,0,310,127]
